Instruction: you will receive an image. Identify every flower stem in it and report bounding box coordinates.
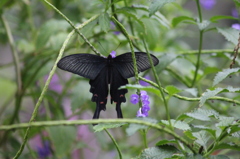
[142,38,171,127]
[191,0,203,87]
[104,129,122,159]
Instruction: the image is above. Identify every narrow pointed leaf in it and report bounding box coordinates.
[149,0,176,16]
[213,68,240,86]
[217,27,239,45]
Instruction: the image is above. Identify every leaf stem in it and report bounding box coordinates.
[191,30,203,87]
[191,0,203,87]
[142,39,171,127]
[104,129,122,159]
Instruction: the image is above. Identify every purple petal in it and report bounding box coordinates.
[110,51,116,58]
[142,100,150,106]
[142,105,150,113]
[130,94,139,104]
[200,0,216,10]
[140,91,147,96]
[232,23,240,30]
[136,108,147,117]
[141,94,149,101]
[37,141,51,158]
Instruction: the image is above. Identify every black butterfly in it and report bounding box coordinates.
[57,52,159,119]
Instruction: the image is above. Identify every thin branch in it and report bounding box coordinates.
[13,14,99,159]
[0,118,196,154]
[1,15,22,96]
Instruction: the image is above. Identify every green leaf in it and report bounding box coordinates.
[185,108,219,121]
[161,119,191,130]
[156,53,178,72]
[149,0,176,16]
[216,116,235,129]
[121,84,161,96]
[35,19,69,51]
[126,118,157,136]
[115,7,145,33]
[204,67,221,75]
[93,123,127,132]
[165,85,182,96]
[200,88,223,106]
[184,130,196,140]
[48,126,76,157]
[192,130,210,150]
[221,86,240,93]
[155,139,177,146]
[210,15,239,22]
[183,88,198,97]
[71,80,90,112]
[140,18,160,49]
[234,0,240,7]
[197,20,210,30]
[172,16,196,27]
[213,68,240,86]
[217,27,239,45]
[137,145,179,159]
[210,155,230,159]
[231,131,240,138]
[49,32,68,51]
[215,143,240,151]
[186,154,205,159]
[99,12,110,32]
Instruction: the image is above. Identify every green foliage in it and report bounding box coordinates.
[134,145,179,159]
[0,0,240,159]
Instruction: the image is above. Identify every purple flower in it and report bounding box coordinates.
[232,24,240,30]
[131,90,151,117]
[139,75,151,86]
[142,100,150,106]
[37,141,51,158]
[110,51,116,58]
[130,94,139,104]
[200,0,216,10]
[142,105,150,113]
[136,108,147,117]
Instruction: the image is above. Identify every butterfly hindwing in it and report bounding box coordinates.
[109,66,128,118]
[57,54,107,80]
[112,52,159,79]
[89,66,109,119]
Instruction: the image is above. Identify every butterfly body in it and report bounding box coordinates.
[57,52,159,119]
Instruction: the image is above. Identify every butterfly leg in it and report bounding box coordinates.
[116,103,123,118]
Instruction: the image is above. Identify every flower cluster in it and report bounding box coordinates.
[131,91,150,117]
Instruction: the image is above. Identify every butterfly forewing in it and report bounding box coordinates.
[57,54,107,80]
[112,52,159,79]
